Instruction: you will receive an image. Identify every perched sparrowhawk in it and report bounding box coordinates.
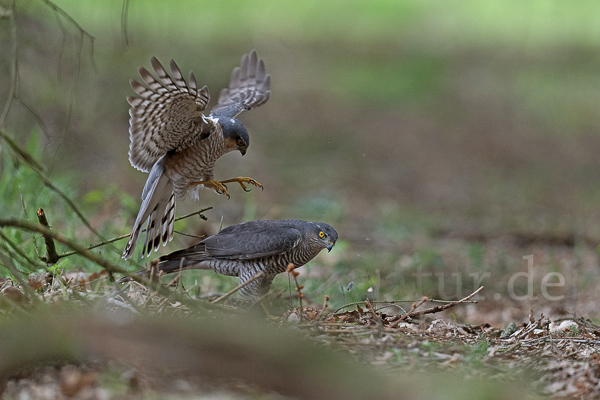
[123,50,271,259]
[154,219,338,300]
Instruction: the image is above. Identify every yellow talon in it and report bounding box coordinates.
[219,177,263,193]
[190,179,231,199]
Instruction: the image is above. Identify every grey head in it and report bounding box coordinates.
[305,221,339,252]
[216,115,249,156]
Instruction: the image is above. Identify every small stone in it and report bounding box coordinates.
[287,312,300,323]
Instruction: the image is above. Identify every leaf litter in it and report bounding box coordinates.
[1,269,600,399]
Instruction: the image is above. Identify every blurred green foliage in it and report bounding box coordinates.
[0,130,136,277]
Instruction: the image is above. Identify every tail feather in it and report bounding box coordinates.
[123,156,175,259]
[157,243,209,274]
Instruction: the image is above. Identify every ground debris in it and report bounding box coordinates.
[3,272,600,398]
[285,304,600,398]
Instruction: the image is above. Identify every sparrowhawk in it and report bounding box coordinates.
[154,219,338,300]
[123,50,271,259]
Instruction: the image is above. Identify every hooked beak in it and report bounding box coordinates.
[240,149,246,156]
[326,243,334,252]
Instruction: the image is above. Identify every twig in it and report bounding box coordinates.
[389,297,428,328]
[0,218,124,274]
[36,208,59,264]
[0,231,45,270]
[365,298,383,337]
[40,0,95,42]
[498,342,521,354]
[334,297,478,314]
[319,295,329,315]
[47,26,85,174]
[286,263,303,321]
[175,207,212,222]
[56,233,130,258]
[0,0,101,243]
[0,130,106,242]
[173,230,205,239]
[56,207,212,259]
[0,1,48,139]
[0,130,44,172]
[18,187,42,258]
[0,218,214,310]
[389,286,484,328]
[15,95,48,137]
[210,271,265,304]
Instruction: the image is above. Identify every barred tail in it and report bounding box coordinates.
[123,156,176,259]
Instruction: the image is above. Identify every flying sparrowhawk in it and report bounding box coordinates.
[153,219,338,300]
[123,50,271,259]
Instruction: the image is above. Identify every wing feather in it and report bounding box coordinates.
[211,49,271,118]
[202,220,301,260]
[127,57,214,172]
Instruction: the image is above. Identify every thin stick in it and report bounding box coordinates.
[0,218,214,310]
[286,263,303,321]
[333,297,479,314]
[0,218,125,274]
[36,209,59,264]
[57,233,130,258]
[57,207,212,259]
[40,0,95,42]
[389,297,428,328]
[175,207,212,222]
[406,286,483,318]
[389,286,484,328]
[2,132,104,240]
[0,0,100,241]
[173,230,205,239]
[210,271,265,304]
[0,230,45,270]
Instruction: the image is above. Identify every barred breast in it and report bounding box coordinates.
[164,129,227,198]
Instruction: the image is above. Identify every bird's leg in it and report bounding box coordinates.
[189,179,230,199]
[218,177,263,192]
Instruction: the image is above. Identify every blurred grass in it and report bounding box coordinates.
[0,129,137,277]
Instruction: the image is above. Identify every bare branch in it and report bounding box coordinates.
[0,218,214,310]
[56,207,212,259]
[0,129,108,243]
[0,230,45,270]
[0,129,44,171]
[39,0,95,42]
[388,286,484,327]
[36,208,59,264]
[334,297,478,314]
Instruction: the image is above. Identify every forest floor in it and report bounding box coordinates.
[2,238,600,400]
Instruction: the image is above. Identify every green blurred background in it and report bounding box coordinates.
[2,0,600,312]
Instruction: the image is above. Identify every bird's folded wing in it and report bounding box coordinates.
[204,225,301,260]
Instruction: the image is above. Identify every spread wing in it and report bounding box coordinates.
[210,50,271,119]
[203,220,300,260]
[128,57,218,172]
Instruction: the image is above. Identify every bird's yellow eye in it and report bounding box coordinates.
[237,139,244,146]
[319,231,325,238]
